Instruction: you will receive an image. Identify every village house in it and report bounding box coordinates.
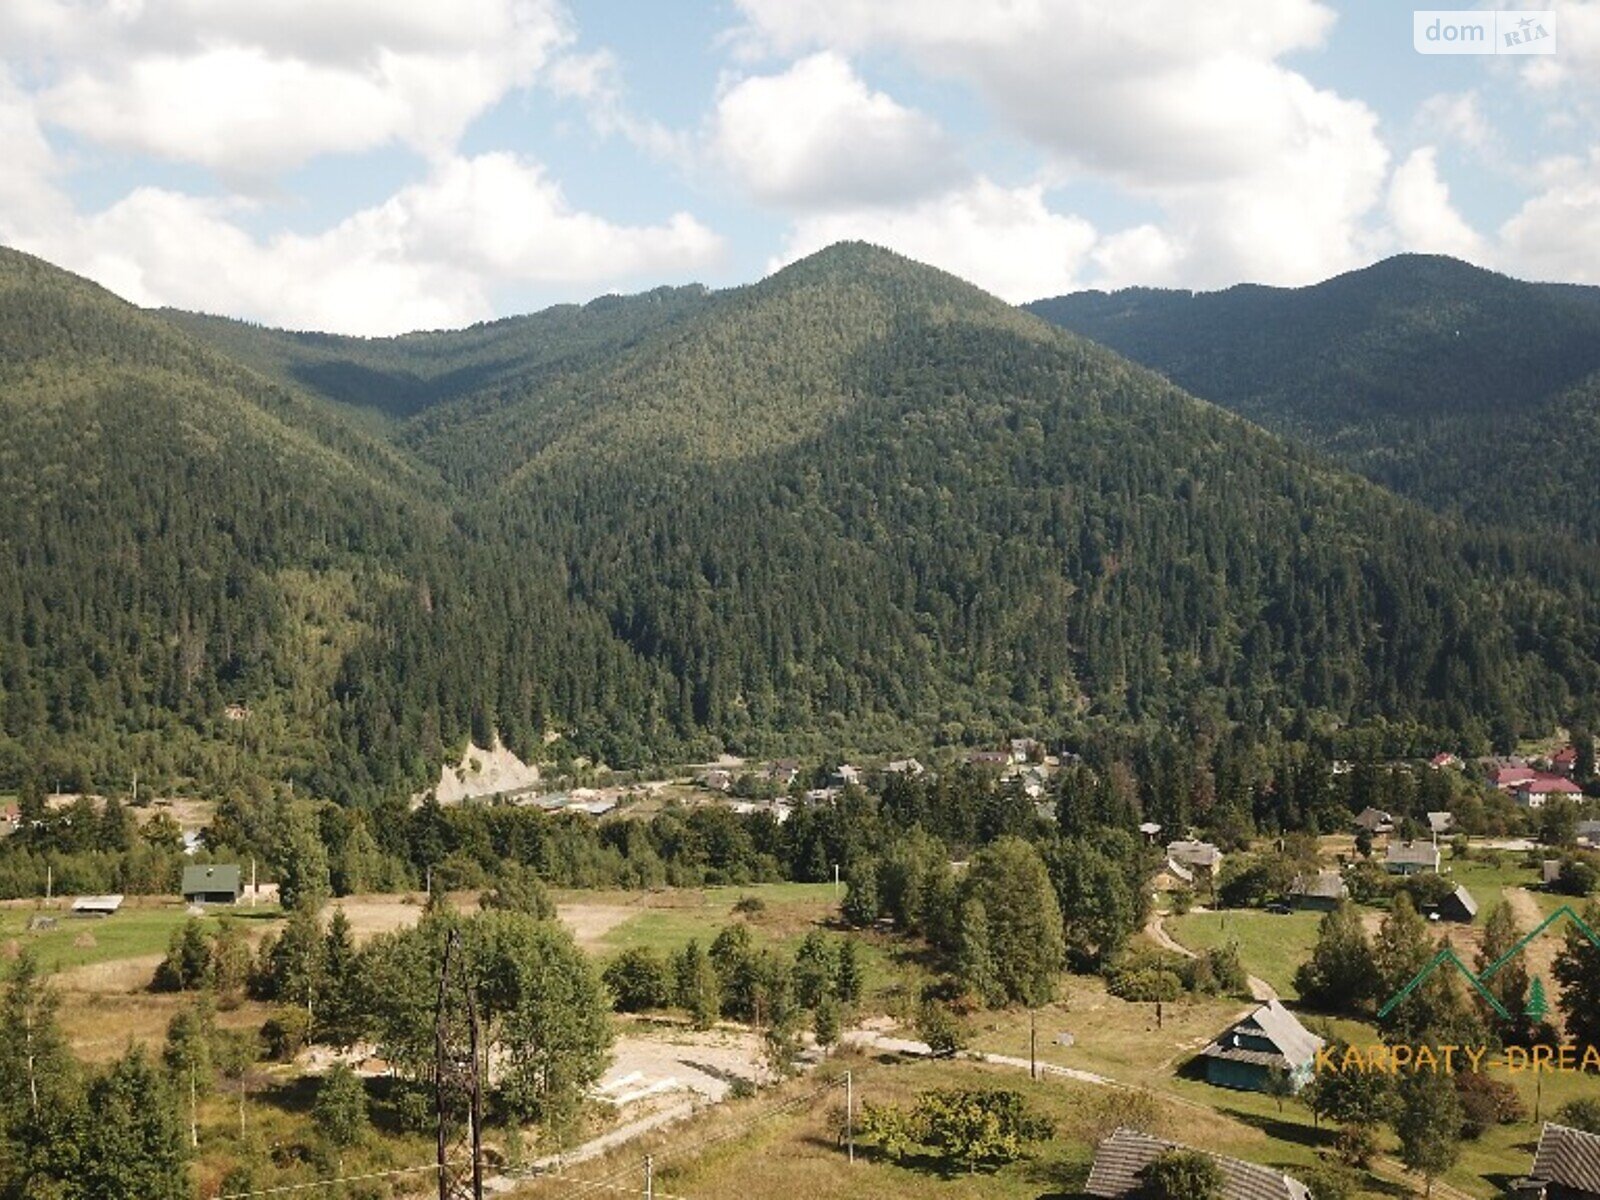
[1086,1128,1310,1200]
[1576,820,1600,848]
[1138,821,1163,844]
[698,769,733,792]
[1385,841,1440,875]
[1551,745,1580,776]
[832,764,861,788]
[965,749,1012,770]
[763,760,800,787]
[181,863,242,906]
[1008,737,1042,763]
[1514,775,1583,809]
[1289,872,1348,911]
[1199,999,1325,1094]
[1429,752,1460,770]
[1521,1122,1600,1200]
[1166,838,1224,874]
[1353,807,1394,835]
[1426,810,1455,836]
[1153,857,1194,891]
[1491,764,1539,790]
[884,757,924,777]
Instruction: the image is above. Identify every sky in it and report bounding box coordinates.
[1,0,1598,335]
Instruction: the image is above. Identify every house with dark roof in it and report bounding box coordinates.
[1578,820,1600,848]
[1167,839,1224,873]
[1385,840,1440,875]
[1430,884,1478,924]
[1551,745,1580,775]
[1199,999,1324,1093]
[181,864,242,905]
[1524,1122,1600,1200]
[1085,1127,1310,1200]
[1353,807,1394,835]
[1289,872,1347,911]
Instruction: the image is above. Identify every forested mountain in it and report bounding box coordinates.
[1026,255,1600,539]
[5,242,1600,803]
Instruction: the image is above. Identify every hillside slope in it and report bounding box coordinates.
[1026,255,1600,538]
[7,243,1600,798]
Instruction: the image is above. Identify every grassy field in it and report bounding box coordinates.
[1166,908,1324,998]
[0,900,282,974]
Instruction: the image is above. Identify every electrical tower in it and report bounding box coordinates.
[436,929,484,1200]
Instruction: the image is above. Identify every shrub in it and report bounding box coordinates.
[1557,1098,1600,1134]
[602,948,674,1012]
[261,1006,311,1061]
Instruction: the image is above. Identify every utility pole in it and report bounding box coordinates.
[250,857,257,908]
[644,1154,654,1200]
[1029,1010,1037,1081]
[833,862,840,899]
[436,930,484,1200]
[45,864,51,904]
[845,1070,854,1164]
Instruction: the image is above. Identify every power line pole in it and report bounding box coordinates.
[1030,1009,1039,1080]
[644,1154,654,1200]
[845,1070,854,1164]
[436,929,484,1200]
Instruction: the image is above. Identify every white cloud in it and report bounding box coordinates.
[1499,147,1600,282]
[1090,224,1184,290]
[711,52,959,209]
[16,0,569,175]
[732,0,1388,288]
[1520,1,1600,90]
[1416,91,1495,153]
[1386,147,1488,262]
[771,178,1096,302]
[17,153,724,335]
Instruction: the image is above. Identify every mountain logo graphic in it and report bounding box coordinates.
[1377,904,1600,1021]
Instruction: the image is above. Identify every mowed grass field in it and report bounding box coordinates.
[1165,908,1323,998]
[0,900,282,974]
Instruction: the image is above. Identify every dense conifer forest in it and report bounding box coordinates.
[1027,254,1600,540]
[4,242,1600,803]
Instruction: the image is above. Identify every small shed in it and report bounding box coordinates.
[1426,811,1455,836]
[1432,885,1478,924]
[182,863,242,905]
[71,894,124,918]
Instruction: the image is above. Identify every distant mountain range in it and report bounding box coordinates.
[1027,255,1600,541]
[3,242,1599,799]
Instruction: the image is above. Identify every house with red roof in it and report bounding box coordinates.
[1513,775,1583,809]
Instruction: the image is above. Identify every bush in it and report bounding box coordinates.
[1109,967,1184,1002]
[733,895,766,916]
[1558,1098,1600,1134]
[603,948,674,1012]
[915,1002,967,1058]
[1335,1123,1378,1168]
[1455,1070,1526,1138]
[1141,1148,1224,1200]
[261,1006,311,1061]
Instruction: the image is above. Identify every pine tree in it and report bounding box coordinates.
[956,899,1003,1008]
[318,908,365,1048]
[835,938,864,1006]
[1477,902,1530,1042]
[76,1048,189,1200]
[1553,903,1600,1049]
